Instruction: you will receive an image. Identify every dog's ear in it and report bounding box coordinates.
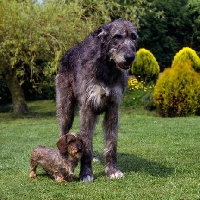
[66,134,76,144]
[56,135,67,154]
[97,27,108,38]
[97,25,111,41]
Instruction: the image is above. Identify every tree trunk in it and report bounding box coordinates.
[5,68,29,114]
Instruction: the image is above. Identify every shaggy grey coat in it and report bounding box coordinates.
[56,18,138,182]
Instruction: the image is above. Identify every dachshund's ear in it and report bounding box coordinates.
[56,135,67,154]
[66,134,75,144]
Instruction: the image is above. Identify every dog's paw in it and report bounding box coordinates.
[92,155,99,162]
[80,175,94,182]
[55,177,67,183]
[109,170,124,179]
[105,166,124,179]
[29,171,36,178]
[80,161,94,182]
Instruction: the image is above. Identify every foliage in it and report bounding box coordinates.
[0,76,11,104]
[0,0,152,88]
[0,0,157,111]
[0,100,200,199]
[130,48,160,83]
[137,0,200,70]
[47,0,154,27]
[153,60,200,117]
[171,47,200,72]
[187,0,200,52]
[142,88,155,111]
[106,0,157,25]
[0,0,96,85]
[0,0,97,113]
[127,77,155,109]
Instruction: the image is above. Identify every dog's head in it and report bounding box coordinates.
[56,133,84,158]
[97,18,138,71]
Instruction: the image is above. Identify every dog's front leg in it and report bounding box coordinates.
[103,105,124,179]
[79,108,98,182]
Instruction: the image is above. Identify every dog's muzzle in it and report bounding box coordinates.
[118,54,135,70]
[77,143,83,152]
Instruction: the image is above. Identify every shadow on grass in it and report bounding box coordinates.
[0,102,79,119]
[32,152,174,182]
[96,152,174,178]
[3,111,56,119]
[0,105,56,119]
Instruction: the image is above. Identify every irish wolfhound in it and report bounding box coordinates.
[56,18,138,182]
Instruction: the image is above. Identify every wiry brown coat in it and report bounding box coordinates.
[29,133,84,182]
[56,18,138,182]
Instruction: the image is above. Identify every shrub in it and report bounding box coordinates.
[142,89,155,111]
[172,47,200,72]
[130,48,160,83]
[153,60,200,117]
[127,77,155,109]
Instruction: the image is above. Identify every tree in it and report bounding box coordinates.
[0,0,156,114]
[0,0,96,114]
[137,0,199,70]
[187,0,200,54]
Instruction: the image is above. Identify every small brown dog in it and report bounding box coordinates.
[29,133,84,182]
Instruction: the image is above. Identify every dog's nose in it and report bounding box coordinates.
[78,143,82,151]
[124,54,135,63]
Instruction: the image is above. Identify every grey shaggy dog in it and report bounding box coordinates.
[56,18,138,182]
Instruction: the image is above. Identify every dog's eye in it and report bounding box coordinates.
[113,34,122,40]
[68,139,75,144]
[131,33,138,41]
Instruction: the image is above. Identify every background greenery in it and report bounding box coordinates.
[0,100,200,199]
[1,1,200,199]
[1,0,200,113]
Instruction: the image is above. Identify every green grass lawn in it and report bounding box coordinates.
[0,100,200,200]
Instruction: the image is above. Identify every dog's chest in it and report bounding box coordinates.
[85,84,123,108]
[59,158,75,175]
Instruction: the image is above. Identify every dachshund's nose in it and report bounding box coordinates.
[77,143,82,151]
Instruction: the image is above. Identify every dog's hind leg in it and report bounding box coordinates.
[103,105,124,179]
[56,74,75,137]
[56,96,75,137]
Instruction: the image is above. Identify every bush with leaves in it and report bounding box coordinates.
[153,60,200,117]
[130,48,160,83]
[127,77,155,109]
[171,47,200,72]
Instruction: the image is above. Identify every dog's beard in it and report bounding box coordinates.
[109,49,133,71]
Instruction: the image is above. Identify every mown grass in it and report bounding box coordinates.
[0,99,200,200]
